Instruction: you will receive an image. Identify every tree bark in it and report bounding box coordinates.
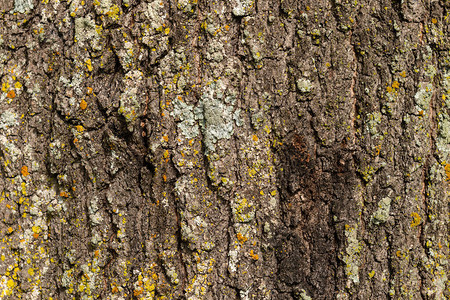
[0,0,449,299]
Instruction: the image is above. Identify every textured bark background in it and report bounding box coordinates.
[0,0,449,299]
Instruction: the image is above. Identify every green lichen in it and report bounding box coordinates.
[371,197,391,225]
[366,112,382,136]
[232,195,255,223]
[343,224,361,284]
[299,289,312,300]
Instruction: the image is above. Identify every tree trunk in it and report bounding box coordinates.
[0,0,449,299]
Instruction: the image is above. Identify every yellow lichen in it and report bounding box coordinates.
[7,279,15,289]
[85,59,93,72]
[411,212,421,227]
[32,226,41,234]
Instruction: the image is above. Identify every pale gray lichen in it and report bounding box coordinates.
[171,99,199,139]
[414,82,433,110]
[442,71,450,93]
[206,41,224,62]
[195,82,236,152]
[177,0,195,12]
[171,81,239,151]
[234,109,243,127]
[145,1,166,30]
[118,70,144,131]
[13,0,33,14]
[437,113,450,160]
[74,16,102,51]
[296,78,312,93]
[59,72,84,97]
[251,111,264,129]
[0,135,21,163]
[0,110,18,130]
[232,0,253,16]
[366,112,382,136]
[371,197,391,225]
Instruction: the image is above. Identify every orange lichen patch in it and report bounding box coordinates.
[236,233,248,244]
[163,174,167,182]
[249,250,259,260]
[80,99,88,110]
[75,125,84,132]
[94,250,100,257]
[411,212,421,227]
[445,163,450,181]
[252,135,258,142]
[6,90,15,99]
[60,191,69,198]
[396,250,402,257]
[33,233,39,239]
[7,227,13,234]
[432,18,437,24]
[134,289,143,297]
[112,286,119,294]
[163,150,169,158]
[399,71,407,78]
[392,81,399,89]
[21,165,29,176]
[162,135,169,142]
[86,87,93,95]
[373,145,381,156]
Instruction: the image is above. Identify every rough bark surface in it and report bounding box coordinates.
[0,0,449,299]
